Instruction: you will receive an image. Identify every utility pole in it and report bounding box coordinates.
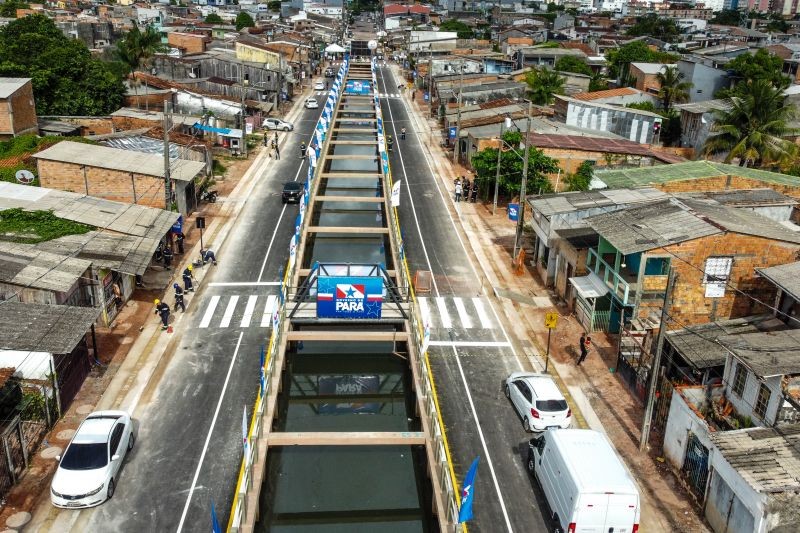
[453,63,464,164]
[512,100,533,260]
[163,100,172,211]
[492,117,508,215]
[428,45,433,117]
[640,267,676,452]
[241,74,249,158]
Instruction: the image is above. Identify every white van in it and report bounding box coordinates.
[527,429,640,533]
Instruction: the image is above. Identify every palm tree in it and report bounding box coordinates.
[525,67,565,106]
[655,66,692,111]
[116,24,166,108]
[703,79,797,168]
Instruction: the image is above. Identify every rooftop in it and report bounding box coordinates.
[554,227,599,249]
[718,330,800,378]
[682,197,800,245]
[0,182,178,241]
[757,262,800,302]
[711,425,800,493]
[676,188,796,208]
[585,198,721,254]
[0,302,101,354]
[629,62,668,74]
[524,133,686,163]
[0,246,91,294]
[593,160,800,190]
[555,95,664,119]
[32,141,205,182]
[528,187,667,217]
[0,78,30,99]
[674,99,731,114]
[667,314,786,370]
[570,87,639,101]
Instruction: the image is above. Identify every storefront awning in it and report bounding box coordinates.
[569,272,610,299]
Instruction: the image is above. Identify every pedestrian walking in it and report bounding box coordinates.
[182,264,195,292]
[154,299,170,330]
[386,135,393,152]
[455,181,463,202]
[173,283,186,312]
[470,182,478,203]
[300,142,307,159]
[462,177,471,196]
[162,246,173,270]
[577,334,591,365]
[175,232,185,254]
[401,127,406,140]
[411,91,415,101]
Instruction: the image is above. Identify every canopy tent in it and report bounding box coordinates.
[325,43,346,53]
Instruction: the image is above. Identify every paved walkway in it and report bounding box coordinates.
[397,63,709,532]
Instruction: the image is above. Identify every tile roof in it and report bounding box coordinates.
[561,42,594,55]
[0,302,101,353]
[757,262,800,301]
[584,198,722,254]
[571,87,638,101]
[593,160,800,189]
[711,425,800,493]
[525,133,686,163]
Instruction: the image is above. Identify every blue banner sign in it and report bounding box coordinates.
[423,92,429,102]
[345,79,371,95]
[171,214,183,234]
[317,276,383,318]
[508,203,519,221]
[449,127,457,139]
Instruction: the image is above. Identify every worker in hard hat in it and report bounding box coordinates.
[173,283,186,312]
[182,264,194,292]
[154,299,170,330]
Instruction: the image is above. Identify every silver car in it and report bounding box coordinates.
[263,118,294,131]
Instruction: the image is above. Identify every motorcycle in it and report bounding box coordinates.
[201,189,218,203]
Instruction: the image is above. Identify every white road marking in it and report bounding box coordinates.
[220,295,239,328]
[435,297,452,329]
[453,297,472,329]
[198,295,220,328]
[429,341,512,348]
[418,296,432,327]
[241,295,258,327]
[208,281,282,287]
[176,331,244,533]
[261,295,277,327]
[472,297,493,329]
[378,66,515,533]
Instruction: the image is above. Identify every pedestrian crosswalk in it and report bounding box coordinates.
[417,297,497,330]
[197,293,279,329]
[375,92,401,98]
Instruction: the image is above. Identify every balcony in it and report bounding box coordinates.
[587,248,636,305]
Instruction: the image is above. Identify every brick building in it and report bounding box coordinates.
[629,63,669,95]
[0,78,38,139]
[167,32,209,55]
[32,141,205,215]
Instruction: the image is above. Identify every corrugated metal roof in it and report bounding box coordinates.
[0,302,101,353]
[0,246,91,293]
[683,197,800,245]
[33,141,204,182]
[525,133,686,163]
[718,329,800,377]
[757,262,800,301]
[528,187,668,217]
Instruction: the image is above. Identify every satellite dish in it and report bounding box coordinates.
[368,40,378,50]
[15,170,34,184]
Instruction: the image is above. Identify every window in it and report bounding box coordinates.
[516,381,532,403]
[732,362,746,397]
[754,383,771,420]
[109,424,125,456]
[703,256,733,284]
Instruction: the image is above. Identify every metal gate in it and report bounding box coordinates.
[1,416,28,487]
[683,432,710,499]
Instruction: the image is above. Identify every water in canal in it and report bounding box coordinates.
[255,120,436,532]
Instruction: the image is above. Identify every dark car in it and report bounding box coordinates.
[282,182,304,204]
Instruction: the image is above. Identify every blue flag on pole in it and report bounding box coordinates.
[458,456,480,523]
[211,501,222,533]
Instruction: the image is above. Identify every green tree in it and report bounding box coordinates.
[205,13,224,24]
[0,0,29,17]
[267,0,281,10]
[235,12,255,31]
[710,9,743,26]
[626,101,657,113]
[554,55,592,76]
[0,15,125,115]
[565,161,593,191]
[471,131,559,196]
[626,14,680,43]
[656,65,691,111]
[660,109,682,147]
[703,79,797,168]
[717,48,787,97]
[589,73,608,92]
[606,40,678,87]
[116,23,167,106]
[525,67,565,105]
[439,19,472,39]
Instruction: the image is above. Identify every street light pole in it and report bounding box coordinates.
[493,120,504,216]
[428,45,433,117]
[453,63,464,164]
[512,100,533,260]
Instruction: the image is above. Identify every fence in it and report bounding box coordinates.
[226,56,460,532]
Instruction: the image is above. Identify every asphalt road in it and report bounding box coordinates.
[30,97,323,532]
[374,64,555,533]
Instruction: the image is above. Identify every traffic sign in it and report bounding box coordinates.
[544,312,558,329]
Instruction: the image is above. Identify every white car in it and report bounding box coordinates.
[314,81,326,90]
[305,97,319,109]
[50,411,135,508]
[262,118,294,131]
[504,372,571,432]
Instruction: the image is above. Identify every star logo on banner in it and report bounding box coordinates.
[365,301,381,318]
[346,287,356,297]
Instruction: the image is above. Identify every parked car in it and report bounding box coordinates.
[282,181,304,203]
[263,118,294,131]
[305,97,319,109]
[50,411,135,509]
[504,372,571,432]
[325,68,335,78]
[527,429,640,533]
[314,81,326,90]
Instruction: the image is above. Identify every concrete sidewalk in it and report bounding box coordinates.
[396,64,709,532]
